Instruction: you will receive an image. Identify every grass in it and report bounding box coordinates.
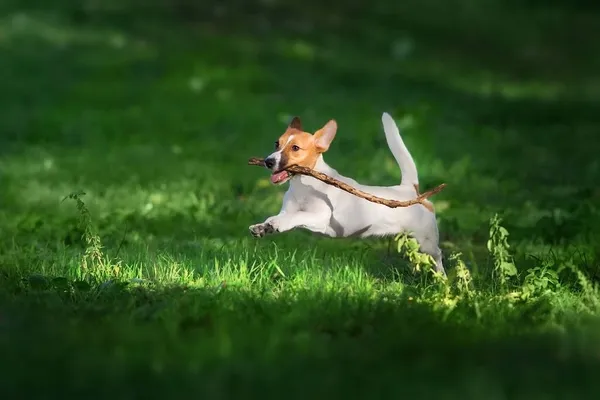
[1,0,600,398]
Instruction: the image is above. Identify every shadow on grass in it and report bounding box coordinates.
[1,274,600,398]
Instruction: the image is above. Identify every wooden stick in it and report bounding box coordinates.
[248,157,446,209]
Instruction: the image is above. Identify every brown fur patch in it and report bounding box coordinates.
[422,200,435,213]
[289,116,302,130]
[414,183,435,213]
[275,126,328,171]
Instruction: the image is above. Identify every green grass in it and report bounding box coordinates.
[2,0,600,398]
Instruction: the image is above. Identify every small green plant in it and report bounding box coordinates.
[520,265,560,301]
[62,190,121,278]
[395,233,440,277]
[487,214,517,291]
[564,261,600,311]
[450,252,475,300]
[433,252,479,317]
[395,233,454,310]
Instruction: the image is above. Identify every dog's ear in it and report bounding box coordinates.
[289,116,302,130]
[314,119,337,153]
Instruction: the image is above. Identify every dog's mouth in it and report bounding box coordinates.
[270,170,292,185]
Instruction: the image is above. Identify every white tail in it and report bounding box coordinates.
[381,112,419,186]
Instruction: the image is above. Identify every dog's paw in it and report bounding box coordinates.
[249,222,276,238]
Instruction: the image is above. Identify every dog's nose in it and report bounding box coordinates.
[264,157,275,169]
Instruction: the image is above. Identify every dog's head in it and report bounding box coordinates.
[264,116,338,185]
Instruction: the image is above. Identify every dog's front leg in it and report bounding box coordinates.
[249,210,330,238]
[249,214,281,238]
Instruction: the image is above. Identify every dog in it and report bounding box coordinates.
[249,112,444,274]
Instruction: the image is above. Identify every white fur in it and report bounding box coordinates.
[269,135,294,171]
[250,112,444,273]
[382,112,418,186]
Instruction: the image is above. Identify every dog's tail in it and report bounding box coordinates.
[381,112,419,187]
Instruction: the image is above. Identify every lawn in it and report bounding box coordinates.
[1,0,600,398]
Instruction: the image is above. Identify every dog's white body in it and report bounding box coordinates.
[250,112,444,273]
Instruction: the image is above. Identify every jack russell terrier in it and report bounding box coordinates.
[249,112,444,274]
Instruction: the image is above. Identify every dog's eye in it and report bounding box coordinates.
[291,145,300,151]
[274,141,279,149]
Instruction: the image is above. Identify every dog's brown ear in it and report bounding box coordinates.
[289,116,302,130]
[314,119,337,153]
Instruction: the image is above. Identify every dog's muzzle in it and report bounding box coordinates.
[264,157,276,169]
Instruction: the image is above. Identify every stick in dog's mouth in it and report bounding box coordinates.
[248,157,446,209]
